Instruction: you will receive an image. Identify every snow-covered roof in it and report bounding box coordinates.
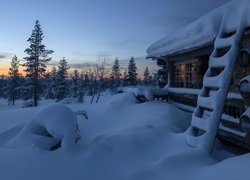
[147,0,250,59]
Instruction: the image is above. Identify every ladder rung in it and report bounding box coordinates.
[203,75,222,88]
[214,36,235,49]
[197,96,217,110]
[209,56,228,68]
[191,115,209,132]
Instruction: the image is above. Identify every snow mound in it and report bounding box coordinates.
[6,104,81,150]
[134,87,168,101]
[105,92,138,107]
[134,87,154,101]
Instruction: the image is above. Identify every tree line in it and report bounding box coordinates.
[0,21,158,106]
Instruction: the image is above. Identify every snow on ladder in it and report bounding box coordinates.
[185,1,248,152]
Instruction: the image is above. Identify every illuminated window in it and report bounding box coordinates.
[173,60,203,88]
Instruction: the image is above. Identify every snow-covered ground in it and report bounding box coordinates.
[0,92,249,180]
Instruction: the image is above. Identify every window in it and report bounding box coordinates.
[173,60,203,88]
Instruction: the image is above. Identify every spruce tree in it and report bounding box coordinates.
[110,58,122,91]
[0,75,7,98]
[23,20,53,106]
[71,69,80,98]
[127,57,138,86]
[7,55,21,105]
[110,58,121,80]
[84,71,90,94]
[78,70,85,103]
[122,69,128,86]
[45,66,57,99]
[55,57,70,101]
[143,67,150,86]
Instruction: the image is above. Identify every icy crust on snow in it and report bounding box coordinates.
[146,0,250,58]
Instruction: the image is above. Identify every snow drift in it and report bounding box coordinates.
[0,93,249,179]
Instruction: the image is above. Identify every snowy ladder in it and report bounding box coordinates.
[186,5,247,152]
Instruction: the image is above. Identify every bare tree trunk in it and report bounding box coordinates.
[34,89,37,107]
[95,83,101,103]
[91,94,95,104]
[34,79,38,107]
[96,89,101,103]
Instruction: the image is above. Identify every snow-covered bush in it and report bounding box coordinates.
[8,104,84,151]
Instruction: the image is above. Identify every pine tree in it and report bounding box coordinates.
[23,20,53,106]
[6,55,21,105]
[78,70,85,103]
[44,66,57,99]
[0,75,7,98]
[71,69,80,98]
[84,71,90,94]
[127,57,138,86]
[110,58,121,80]
[122,69,128,86]
[87,69,96,96]
[19,77,33,101]
[110,58,122,91]
[143,67,150,86]
[55,57,70,101]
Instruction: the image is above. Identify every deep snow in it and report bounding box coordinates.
[0,92,249,180]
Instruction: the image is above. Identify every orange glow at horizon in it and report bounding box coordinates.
[0,64,26,76]
[0,69,8,76]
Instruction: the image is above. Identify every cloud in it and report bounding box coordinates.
[96,52,111,58]
[148,0,231,34]
[108,39,132,49]
[68,62,96,69]
[0,52,15,60]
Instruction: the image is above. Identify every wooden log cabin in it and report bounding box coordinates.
[146,1,250,149]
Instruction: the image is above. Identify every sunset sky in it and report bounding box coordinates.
[0,0,231,76]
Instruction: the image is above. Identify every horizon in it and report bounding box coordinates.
[0,0,231,76]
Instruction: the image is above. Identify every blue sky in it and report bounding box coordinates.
[0,0,231,75]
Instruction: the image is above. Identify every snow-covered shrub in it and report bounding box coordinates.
[8,104,84,151]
